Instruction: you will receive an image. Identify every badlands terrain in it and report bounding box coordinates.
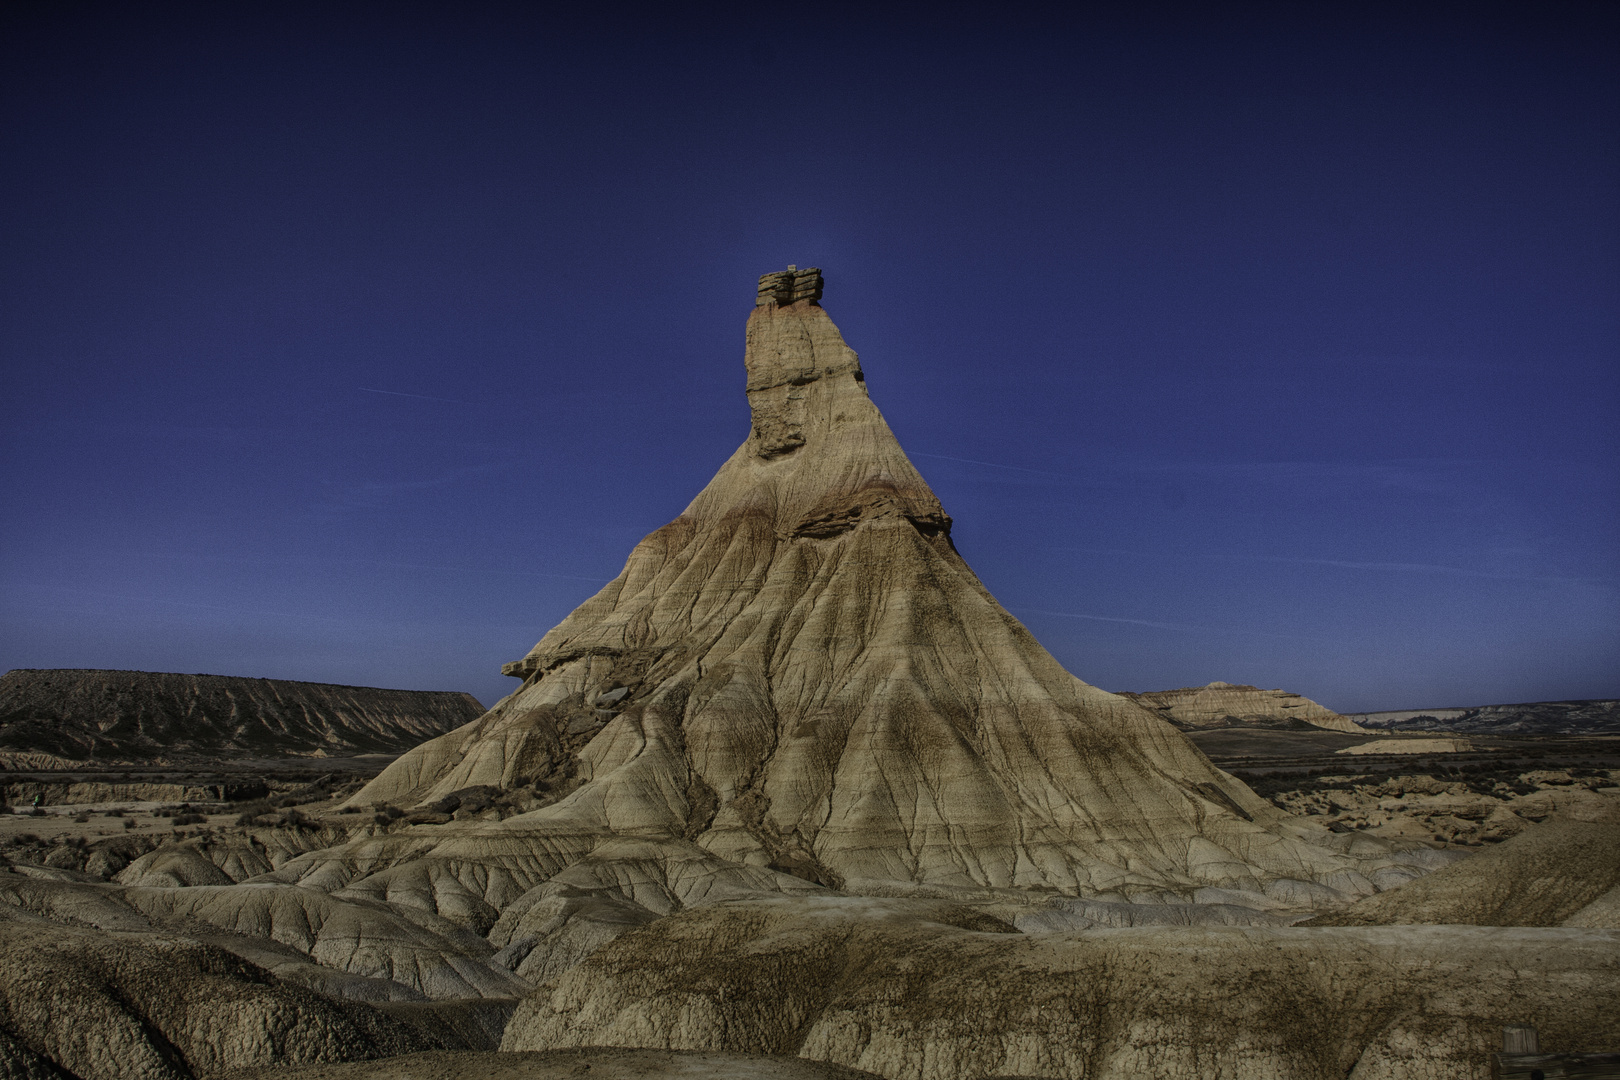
[0,668,485,768]
[2,268,1615,1079]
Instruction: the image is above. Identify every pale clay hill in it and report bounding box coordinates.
[2,268,1615,1080]
[1120,680,1368,733]
[332,266,1435,911]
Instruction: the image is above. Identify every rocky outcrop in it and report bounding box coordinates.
[0,669,485,762]
[1336,737,1472,755]
[1305,802,1620,928]
[1256,769,1619,848]
[502,895,1620,1080]
[0,898,442,1079]
[337,272,1427,918]
[1121,681,1367,733]
[1348,698,1620,735]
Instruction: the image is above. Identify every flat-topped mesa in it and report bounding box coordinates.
[1121,681,1367,733]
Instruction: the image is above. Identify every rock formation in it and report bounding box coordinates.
[502,895,1620,1080]
[1121,681,1367,733]
[329,266,1438,920]
[0,896,447,1079]
[1335,737,1472,756]
[0,669,485,762]
[1304,800,1620,928]
[1347,697,1620,735]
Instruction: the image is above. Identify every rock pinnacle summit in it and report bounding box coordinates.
[755,265,823,306]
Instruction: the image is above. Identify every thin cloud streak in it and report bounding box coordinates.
[1014,608,1200,631]
[1009,606,1324,641]
[79,550,617,584]
[359,387,478,406]
[306,461,513,518]
[908,451,1492,499]
[908,452,1076,480]
[1051,545,1613,585]
[17,583,549,634]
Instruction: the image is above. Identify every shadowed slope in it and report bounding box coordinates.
[0,669,484,761]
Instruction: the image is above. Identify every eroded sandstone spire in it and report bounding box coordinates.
[348,268,1432,903]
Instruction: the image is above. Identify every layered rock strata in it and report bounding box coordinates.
[1304,802,1620,928]
[1336,737,1472,756]
[503,896,1620,1080]
[0,669,485,761]
[1348,698,1620,735]
[0,895,449,1079]
[1121,681,1367,733]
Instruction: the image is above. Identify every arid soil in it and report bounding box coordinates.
[501,898,1617,1080]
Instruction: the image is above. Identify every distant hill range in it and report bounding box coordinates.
[1118,682,1367,733]
[1345,698,1620,736]
[0,668,486,765]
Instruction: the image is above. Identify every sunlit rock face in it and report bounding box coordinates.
[1120,680,1369,733]
[342,267,1424,908]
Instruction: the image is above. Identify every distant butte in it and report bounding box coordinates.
[1120,680,1369,733]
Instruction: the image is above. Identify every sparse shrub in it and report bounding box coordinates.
[123,819,136,830]
[104,809,125,817]
[11,833,40,846]
[270,776,337,809]
[29,808,45,817]
[170,813,206,826]
[73,814,89,824]
[232,798,274,826]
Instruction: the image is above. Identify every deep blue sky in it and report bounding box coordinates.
[2,2,1615,713]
